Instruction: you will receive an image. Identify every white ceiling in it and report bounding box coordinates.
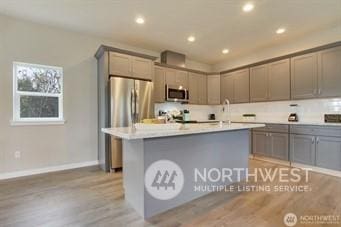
[0,0,340,65]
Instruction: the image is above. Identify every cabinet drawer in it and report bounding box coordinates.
[253,124,289,133]
[290,125,341,137]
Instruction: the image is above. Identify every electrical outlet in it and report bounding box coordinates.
[14,151,21,159]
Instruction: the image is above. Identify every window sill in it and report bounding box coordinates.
[10,119,66,126]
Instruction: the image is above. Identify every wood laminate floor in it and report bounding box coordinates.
[0,159,340,227]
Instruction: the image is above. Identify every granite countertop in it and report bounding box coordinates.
[232,119,341,127]
[102,123,265,140]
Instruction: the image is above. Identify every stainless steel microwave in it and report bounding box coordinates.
[166,84,189,102]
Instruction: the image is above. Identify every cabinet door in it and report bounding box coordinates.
[188,73,199,104]
[316,136,341,171]
[268,59,290,101]
[270,132,289,160]
[220,73,234,103]
[153,67,165,103]
[132,57,152,80]
[318,46,341,98]
[198,74,207,105]
[109,52,131,77]
[207,75,221,105]
[250,64,268,102]
[291,53,318,99]
[234,69,250,103]
[290,134,316,165]
[165,69,177,85]
[252,131,270,156]
[175,70,188,87]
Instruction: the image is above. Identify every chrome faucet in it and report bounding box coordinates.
[222,99,231,125]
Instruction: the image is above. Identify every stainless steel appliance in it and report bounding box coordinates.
[325,114,341,123]
[288,104,299,122]
[109,76,154,170]
[166,84,189,102]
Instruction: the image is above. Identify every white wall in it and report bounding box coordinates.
[213,24,341,72]
[0,14,210,174]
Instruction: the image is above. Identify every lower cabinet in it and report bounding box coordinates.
[316,136,341,171]
[290,126,341,171]
[271,133,289,160]
[252,131,289,160]
[290,134,316,165]
[253,131,270,156]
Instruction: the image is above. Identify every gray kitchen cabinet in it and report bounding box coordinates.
[291,53,318,99]
[253,129,289,160]
[207,74,221,105]
[198,74,207,105]
[165,69,188,87]
[188,73,207,104]
[220,73,234,103]
[234,69,250,103]
[109,52,131,77]
[109,52,153,80]
[165,69,177,85]
[153,67,166,103]
[221,69,249,104]
[290,134,316,165]
[318,46,341,98]
[176,70,189,87]
[188,73,199,104]
[316,136,341,171]
[132,57,153,80]
[268,59,290,101]
[270,132,289,160]
[250,64,268,102]
[252,131,270,156]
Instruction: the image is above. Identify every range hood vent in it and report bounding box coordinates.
[161,50,186,68]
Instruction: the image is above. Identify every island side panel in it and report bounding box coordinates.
[143,129,250,218]
[122,139,145,216]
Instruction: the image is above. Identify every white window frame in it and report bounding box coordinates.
[12,62,64,126]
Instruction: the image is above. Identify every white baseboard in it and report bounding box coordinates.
[291,162,341,178]
[0,160,99,180]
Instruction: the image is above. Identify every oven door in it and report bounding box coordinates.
[166,84,189,102]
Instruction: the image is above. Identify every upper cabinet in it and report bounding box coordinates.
[268,59,290,101]
[250,59,290,102]
[188,73,207,105]
[109,52,153,80]
[250,64,269,102]
[221,69,249,104]
[291,53,318,99]
[317,46,341,98]
[153,67,166,103]
[132,57,153,80]
[109,52,131,77]
[207,74,221,105]
[291,46,341,100]
[165,69,188,87]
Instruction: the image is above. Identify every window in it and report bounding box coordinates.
[13,62,64,124]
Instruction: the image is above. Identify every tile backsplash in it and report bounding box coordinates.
[155,98,341,123]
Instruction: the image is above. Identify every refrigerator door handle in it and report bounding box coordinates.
[130,88,135,124]
[135,88,139,123]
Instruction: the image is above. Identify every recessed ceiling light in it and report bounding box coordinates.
[222,49,229,54]
[276,28,286,34]
[187,36,196,42]
[135,17,145,24]
[243,3,254,12]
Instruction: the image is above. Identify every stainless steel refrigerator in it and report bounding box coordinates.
[109,76,154,170]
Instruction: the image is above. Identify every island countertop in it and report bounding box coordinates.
[102,123,265,140]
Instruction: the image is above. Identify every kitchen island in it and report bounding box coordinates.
[102,123,264,218]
